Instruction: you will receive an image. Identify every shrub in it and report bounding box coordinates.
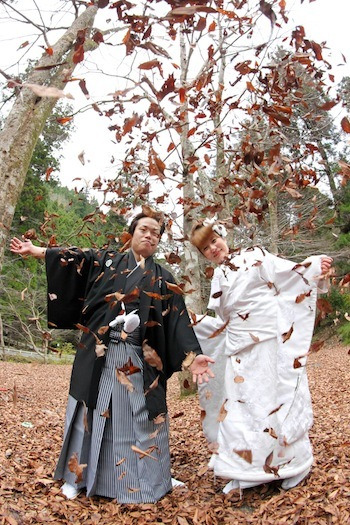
[338,321,350,345]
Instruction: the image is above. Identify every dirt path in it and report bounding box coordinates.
[0,342,349,524]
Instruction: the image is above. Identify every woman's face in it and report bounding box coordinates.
[201,233,229,264]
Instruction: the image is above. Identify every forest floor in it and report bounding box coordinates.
[0,339,349,525]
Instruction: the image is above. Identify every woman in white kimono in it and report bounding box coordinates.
[190,220,332,492]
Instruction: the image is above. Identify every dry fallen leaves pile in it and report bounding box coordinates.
[0,341,349,525]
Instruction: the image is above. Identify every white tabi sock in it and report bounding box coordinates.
[61,481,81,499]
[171,477,186,488]
[281,467,311,490]
[222,479,240,494]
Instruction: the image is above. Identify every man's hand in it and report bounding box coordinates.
[10,237,46,259]
[189,354,215,384]
[10,237,34,256]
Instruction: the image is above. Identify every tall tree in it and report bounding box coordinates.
[0,2,98,269]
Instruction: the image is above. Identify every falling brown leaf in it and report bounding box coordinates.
[264,427,278,439]
[205,267,215,279]
[188,311,208,327]
[143,291,172,300]
[217,400,228,422]
[68,452,87,484]
[310,340,325,353]
[293,357,304,369]
[263,451,279,476]
[208,319,229,339]
[182,351,196,370]
[162,306,171,316]
[142,340,163,370]
[172,411,184,419]
[234,449,253,464]
[82,401,89,433]
[25,83,74,99]
[12,384,18,407]
[165,281,185,295]
[75,323,90,334]
[268,403,284,416]
[131,445,158,460]
[115,369,134,392]
[284,186,303,199]
[282,324,294,343]
[56,116,74,125]
[144,376,160,396]
[153,413,166,425]
[128,487,141,493]
[341,116,350,133]
[295,290,312,303]
[149,428,160,439]
[117,357,141,376]
[144,320,162,328]
[317,298,333,316]
[97,325,110,335]
[249,333,260,343]
[105,288,140,304]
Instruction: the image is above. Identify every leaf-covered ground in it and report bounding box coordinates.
[1,341,349,525]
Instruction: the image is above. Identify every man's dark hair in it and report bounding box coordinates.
[128,212,166,237]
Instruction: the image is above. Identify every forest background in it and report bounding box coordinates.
[0,0,349,361]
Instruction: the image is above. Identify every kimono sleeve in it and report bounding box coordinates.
[162,274,202,376]
[45,247,94,329]
[268,252,326,445]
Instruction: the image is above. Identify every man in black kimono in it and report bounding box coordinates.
[10,213,213,503]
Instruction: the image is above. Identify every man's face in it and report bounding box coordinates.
[130,217,161,259]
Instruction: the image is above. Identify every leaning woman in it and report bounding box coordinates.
[190,219,332,493]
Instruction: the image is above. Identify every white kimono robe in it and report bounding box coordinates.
[194,247,327,488]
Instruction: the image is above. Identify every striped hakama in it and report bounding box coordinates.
[54,329,172,503]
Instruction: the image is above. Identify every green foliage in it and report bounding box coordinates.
[51,341,75,355]
[336,232,350,249]
[4,242,47,356]
[12,171,49,236]
[11,102,73,236]
[335,182,350,247]
[338,322,350,344]
[328,286,350,314]
[327,285,350,344]
[45,186,126,248]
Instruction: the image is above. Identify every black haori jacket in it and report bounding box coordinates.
[45,247,202,419]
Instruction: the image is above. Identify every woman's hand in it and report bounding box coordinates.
[189,354,215,384]
[320,256,333,275]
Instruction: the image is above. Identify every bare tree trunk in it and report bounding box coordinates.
[0,5,98,270]
[178,29,204,396]
[0,314,5,360]
[267,185,279,254]
[317,141,338,205]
